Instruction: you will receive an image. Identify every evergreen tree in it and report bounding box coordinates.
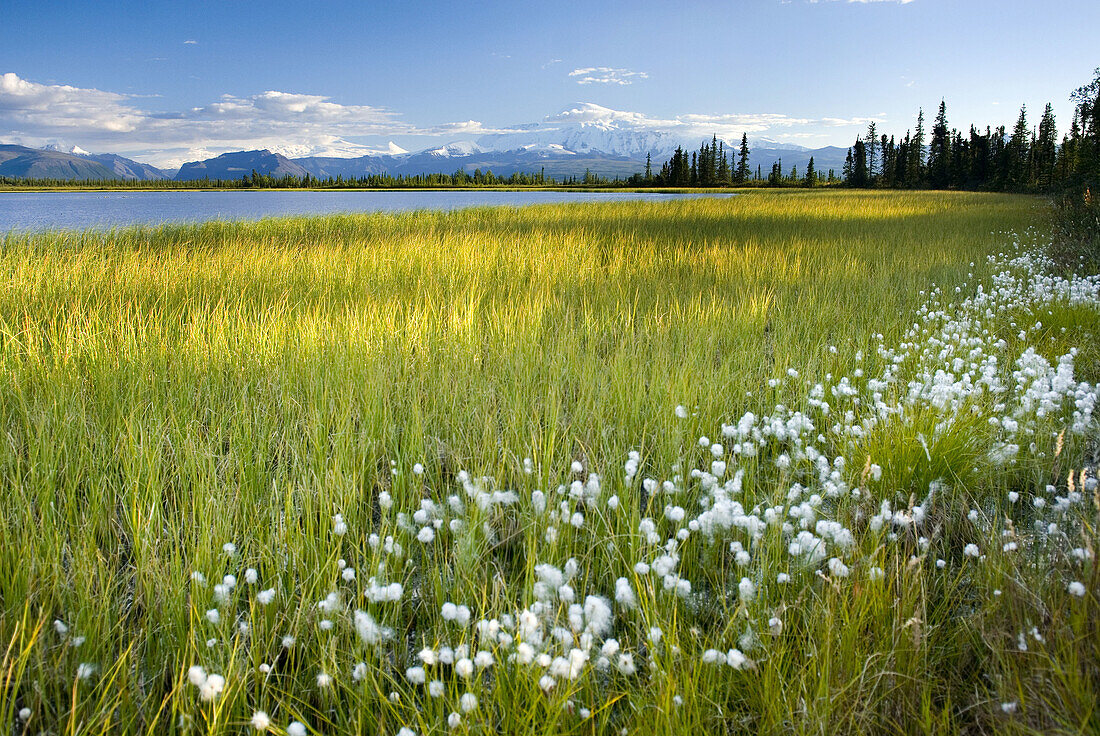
[880,134,892,185]
[1006,105,1031,188]
[852,139,868,187]
[710,135,720,184]
[1034,104,1057,190]
[737,134,751,184]
[1069,67,1100,185]
[864,122,879,183]
[950,129,968,189]
[908,109,926,185]
[990,125,1008,188]
[895,132,911,187]
[717,140,730,184]
[768,159,783,186]
[968,126,989,188]
[804,156,816,187]
[927,100,951,189]
[644,153,653,183]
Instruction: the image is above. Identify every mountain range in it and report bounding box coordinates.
[2,119,851,183]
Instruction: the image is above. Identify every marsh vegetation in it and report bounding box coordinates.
[1,191,1097,735]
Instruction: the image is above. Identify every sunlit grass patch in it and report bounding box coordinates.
[2,191,1098,735]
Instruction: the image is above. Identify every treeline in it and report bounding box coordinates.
[648,68,1100,194]
[840,101,1062,191]
[0,167,642,190]
[646,134,839,188]
[840,68,1099,192]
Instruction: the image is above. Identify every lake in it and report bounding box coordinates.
[0,190,732,232]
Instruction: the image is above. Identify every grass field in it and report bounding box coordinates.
[1,190,1098,735]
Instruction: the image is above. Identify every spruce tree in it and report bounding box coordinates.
[1006,105,1031,188]
[864,122,878,183]
[1069,68,1100,184]
[927,100,951,189]
[737,134,751,184]
[1034,104,1057,190]
[852,139,868,187]
[908,109,925,185]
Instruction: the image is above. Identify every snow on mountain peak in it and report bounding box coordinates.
[43,142,91,156]
[428,141,484,157]
[468,103,812,159]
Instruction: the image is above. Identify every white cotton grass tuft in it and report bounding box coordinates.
[287,722,307,736]
[455,658,475,679]
[1068,581,1086,597]
[199,673,225,701]
[726,648,748,670]
[250,711,271,731]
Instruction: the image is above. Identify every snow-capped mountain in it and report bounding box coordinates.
[425,141,486,158]
[0,144,168,180]
[472,103,811,160]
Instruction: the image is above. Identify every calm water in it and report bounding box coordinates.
[0,190,730,232]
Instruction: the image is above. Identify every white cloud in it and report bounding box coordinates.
[0,72,145,133]
[183,39,197,45]
[820,116,876,127]
[568,67,648,86]
[0,72,425,167]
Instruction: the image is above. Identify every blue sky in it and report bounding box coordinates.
[1,0,1096,167]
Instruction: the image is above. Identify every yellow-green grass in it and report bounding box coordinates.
[0,190,1096,735]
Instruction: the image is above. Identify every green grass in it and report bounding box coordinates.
[1,190,1098,735]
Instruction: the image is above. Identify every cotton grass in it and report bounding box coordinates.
[2,192,1098,735]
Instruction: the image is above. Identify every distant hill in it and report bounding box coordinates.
[291,145,644,180]
[0,144,118,180]
[0,144,167,181]
[175,150,310,181]
[82,153,168,181]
